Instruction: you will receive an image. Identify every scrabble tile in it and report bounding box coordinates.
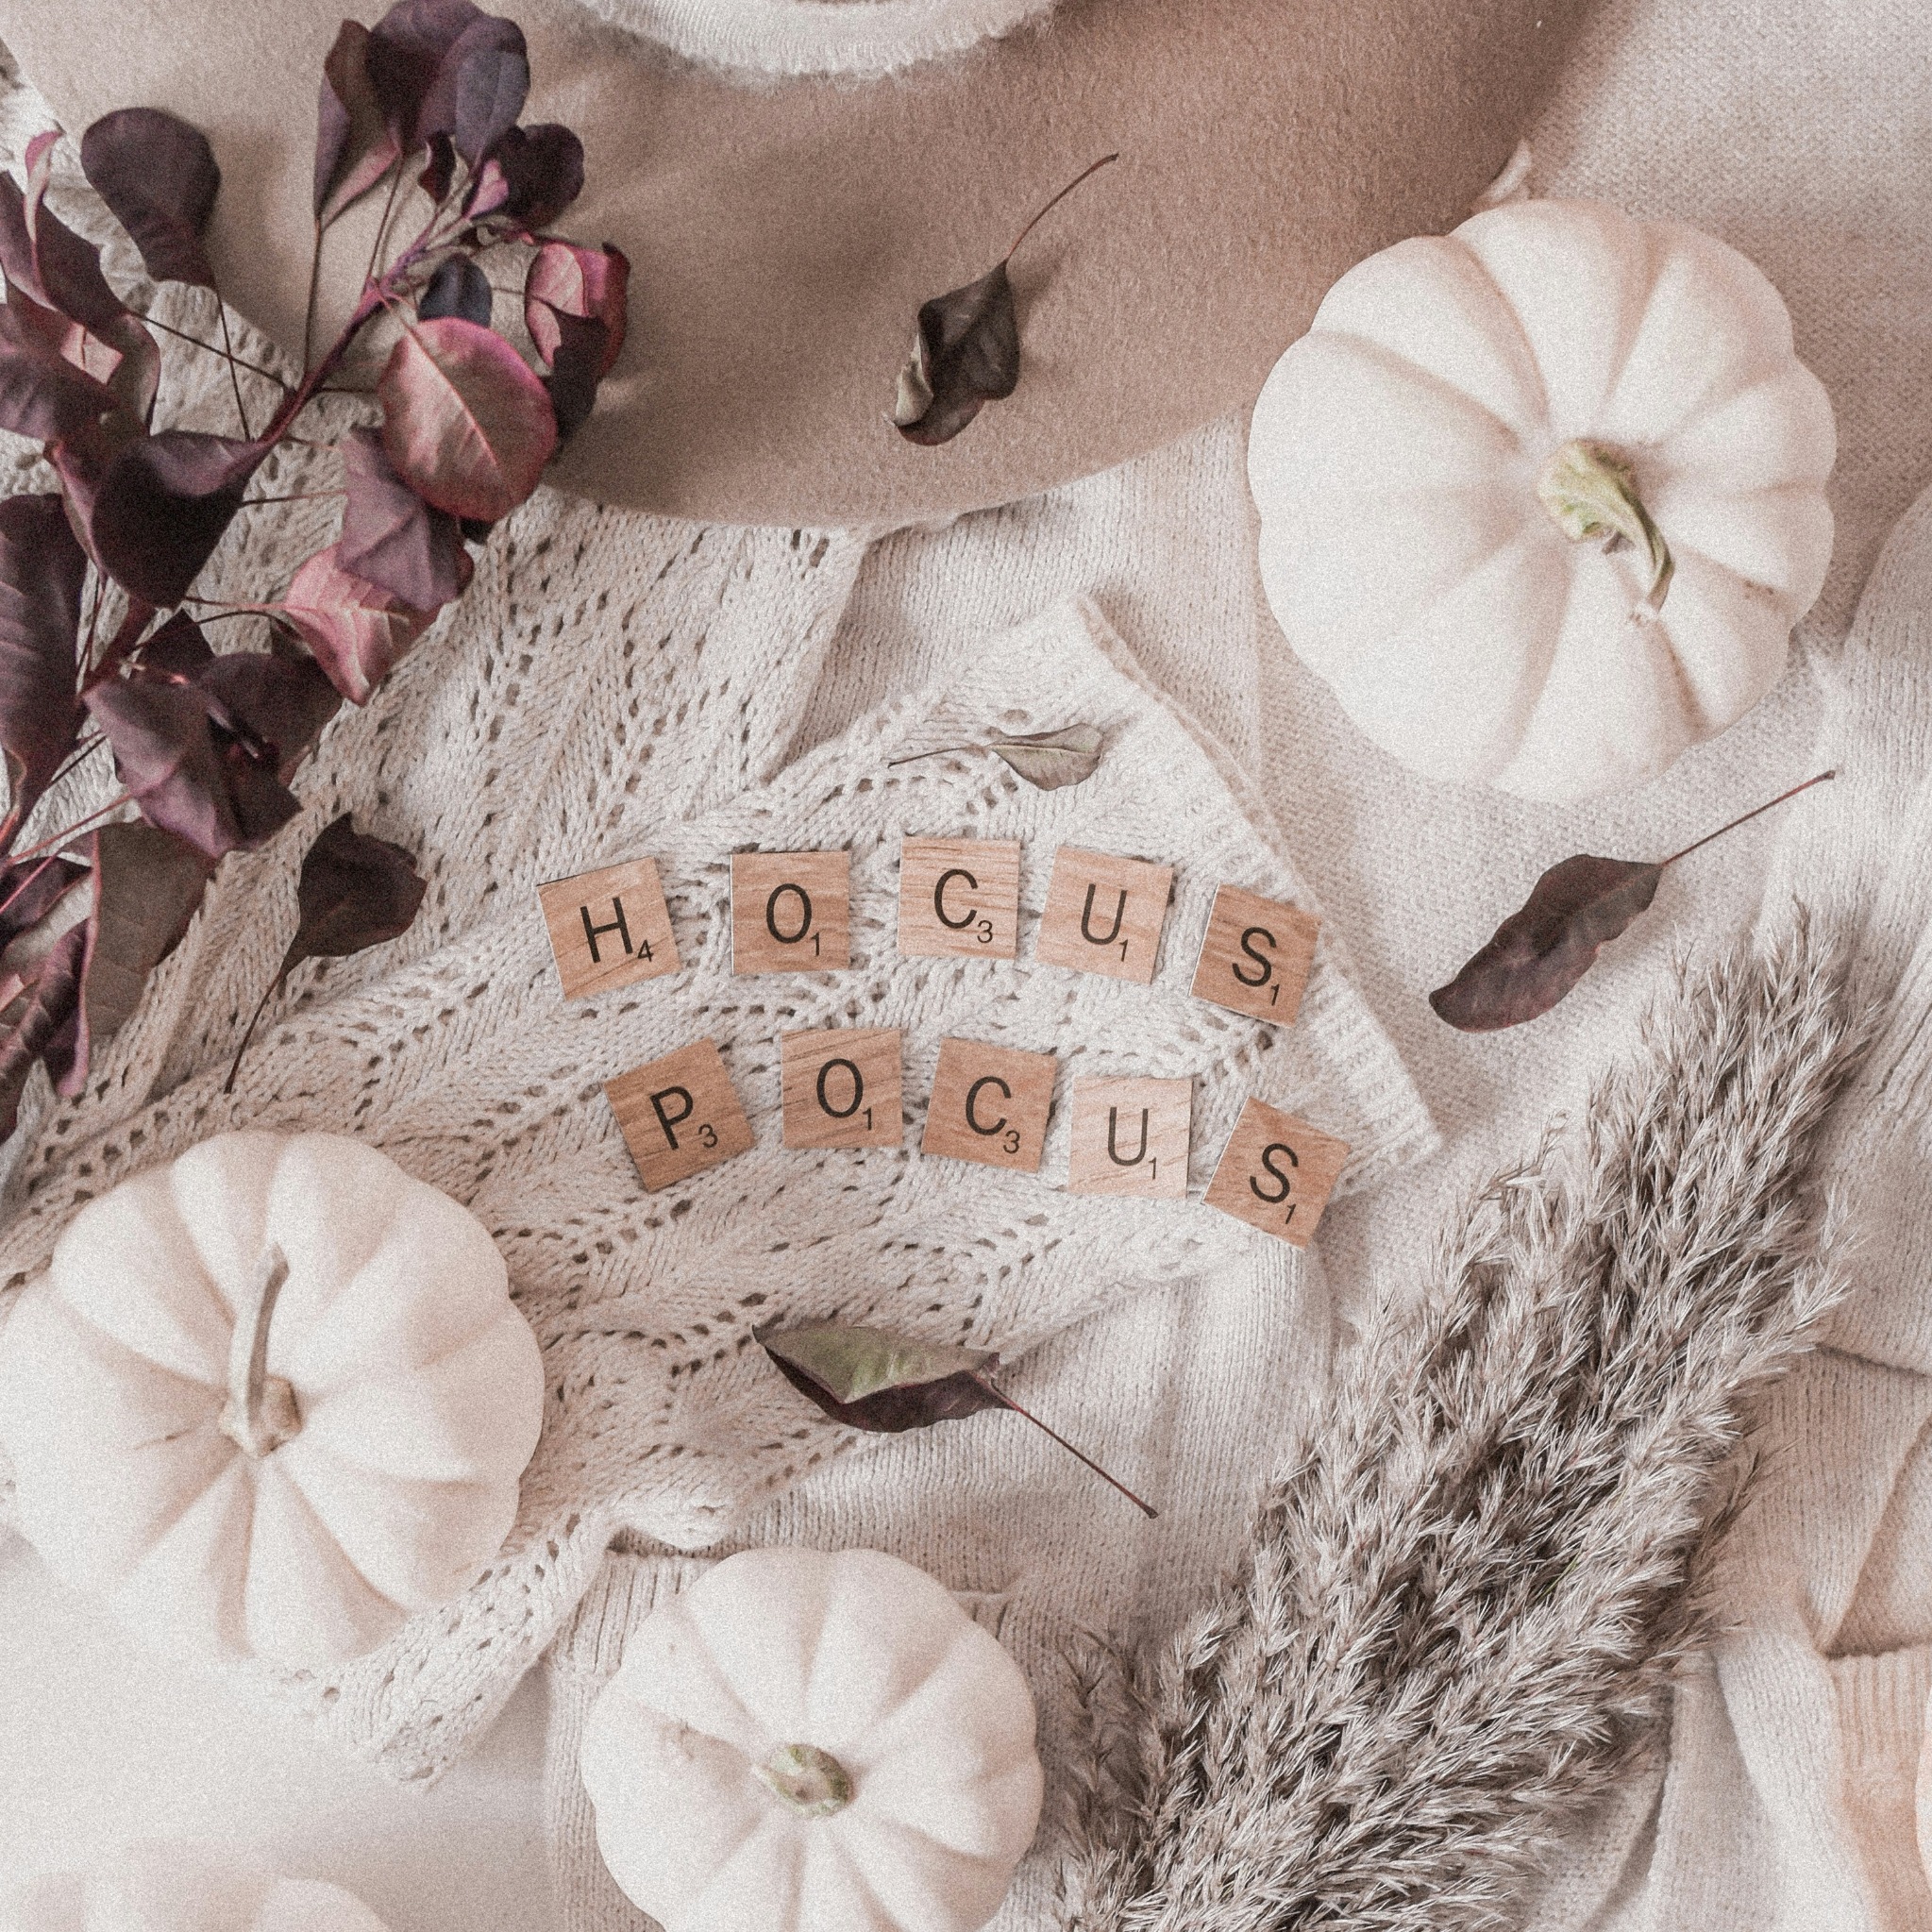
[538,857,680,1000]
[1034,846,1173,984]
[1203,1098,1351,1248]
[898,838,1021,960]
[1191,884,1319,1025]
[731,850,851,974]
[1065,1076,1192,1200]
[920,1038,1058,1173]
[781,1027,903,1150]
[606,1038,754,1190]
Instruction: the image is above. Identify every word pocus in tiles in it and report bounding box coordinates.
[731,850,852,973]
[781,1027,904,1150]
[921,1038,1058,1173]
[1034,847,1173,985]
[538,857,681,1000]
[1191,884,1319,1026]
[1203,1097,1351,1248]
[1066,1076,1192,1200]
[607,1038,754,1190]
[898,838,1022,960]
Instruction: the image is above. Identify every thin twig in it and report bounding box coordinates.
[142,313,290,389]
[302,222,325,374]
[236,490,346,508]
[1006,152,1119,261]
[1662,769,1836,869]
[214,297,253,439]
[975,1373,1158,1519]
[8,793,133,866]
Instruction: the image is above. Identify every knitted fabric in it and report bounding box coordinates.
[564,0,1058,77]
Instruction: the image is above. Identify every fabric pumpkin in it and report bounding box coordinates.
[1248,197,1836,802]
[579,1547,1044,1932]
[0,1131,544,1669]
[0,1842,390,1931]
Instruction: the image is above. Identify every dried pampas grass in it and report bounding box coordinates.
[1059,918,1863,1932]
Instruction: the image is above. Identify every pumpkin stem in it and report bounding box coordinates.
[1536,438,1674,613]
[219,1245,302,1460]
[755,1742,854,1819]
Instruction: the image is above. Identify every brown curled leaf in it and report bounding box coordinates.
[762,1318,1156,1515]
[892,152,1117,448]
[1430,771,1839,1033]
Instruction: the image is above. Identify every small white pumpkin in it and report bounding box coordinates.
[0,1842,390,1932]
[1249,196,1836,802]
[0,1130,544,1669]
[579,1547,1044,1932]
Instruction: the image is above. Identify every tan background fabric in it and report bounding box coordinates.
[0,0,1579,523]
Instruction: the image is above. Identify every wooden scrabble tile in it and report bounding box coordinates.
[606,1038,754,1191]
[731,850,851,974]
[1191,884,1320,1026]
[1203,1098,1351,1248]
[898,838,1021,961]
[538,857,680,1000]
[781,1027,903,1150]
[1034,846,1173,985]
[920,1038,1058,1173]
[1066,1076,1192,1200]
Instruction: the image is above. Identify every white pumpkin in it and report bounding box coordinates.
[1249,196,1836,802]
[0,1842,390,1932]
[579,1547,1044,1932]
[0,1131,544,1669]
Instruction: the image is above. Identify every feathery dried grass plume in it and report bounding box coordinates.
[1059,917,1863,1932]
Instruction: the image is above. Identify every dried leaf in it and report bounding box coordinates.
[542,311,606,441]
[85,673,301,861]
[474,123,584,230]
[273,543,436,704]
[892,153,1117,448]
[1429,772,1839,1033]
[90,429,267,607]
[78,109,221,290]
[0,163,124,333]
[0,919,83,1135]
[0,296,118,443]
[1429,855,1663,1033]
[226,812,425,1091]
[0,494,86,828]
[314,20,401,225]
[0,854,90,956]
[892,260,1017,447]
[763,1320,1006,1431]
[377,315,556,523]
[339,425,474,610]
[417,13,529,168]
[992,723,1102,790]
[365,0,487,149]
[762,1318,1157,1514]
[418,255,492,327]
[524,240,627,374]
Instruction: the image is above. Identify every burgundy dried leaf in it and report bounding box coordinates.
[365,0,486,149]
[85,673,300,861]
[1429,855,1662,1033]
[0,494,86,829]
[226,812,425,1091]
[78,109,221,290]
[543,311,606,442]
[314,20,401,225]
[892,260,1017,447]
[90,429,267,607]
[377,315,556,523]
[524,240,627,374]
[43,818,210,1099]
[418,130,458,206]
[0,296,118,443]
[0,854,89,954]
[273,543,436,704]
[419,254,492,327]
[134,607,213,678]
[761,1318,1157,1514]
[0,918,83,1137]
[476,124,584,230]
[339,424,474,610]
[892,153,1117,448]
[418,13,529,168]
[1429,773,1839,1033]
[0,164,124,334]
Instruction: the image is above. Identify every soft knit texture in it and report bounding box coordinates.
[567,0,1058,76]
